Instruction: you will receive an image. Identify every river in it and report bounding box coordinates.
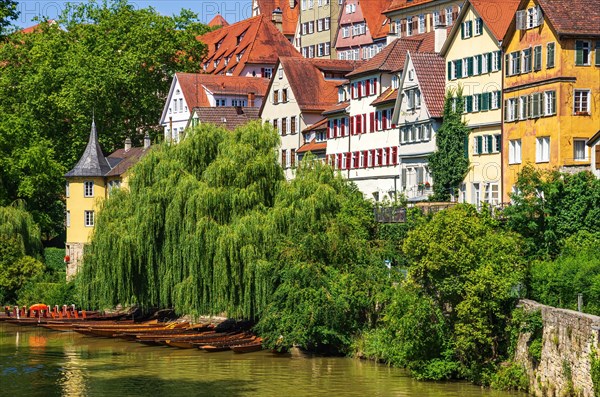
[0,323,526,397]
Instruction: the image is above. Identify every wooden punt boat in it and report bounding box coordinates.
[199,336,257,352]
[162,332,247,349]
[201,345,231,352]
[231,340,263,353]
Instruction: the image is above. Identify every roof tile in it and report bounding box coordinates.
[538,0,600,37]
[470,0,520,41]
[409,51,446,117]
[191,107,260,130]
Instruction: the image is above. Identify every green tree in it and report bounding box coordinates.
[0,0,18,35]
[428,90,470,201]
[0,0,210,238]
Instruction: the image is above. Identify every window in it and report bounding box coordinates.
[317,19,323,32]
[574,139,587,161]
[473,94,479,112]
[505,98,517,121]
[544,91,556,116]
[282,117,287,136]
[493,51,501,72]
[596,41,600,66]
[216,99,227,106]
[576,41,592,66]
[282,89,288,103]
[406,17,413,36]
[291,116,297,135]
[84,210,94,227]
[84,181,94,197]
[273,90,279,104]
[325,17,330,30]
[574,89,590,114]
[108,180,121,193]
[531,92,542,118]
[342,27,349,38]
[65,182,70,198]
[485,184,500,205]
[325,42,331,56]
[509,139,522,164]
[462,20,472,39]
[509,51,521,75]
[173,99,178,112]
[522,48,532,73]
[519,95,530,120]
[445,7,453,25]
[491,91,501,109]
[533,46,542,71]
[418,14,425,33]
[494,134,502,153]
[536,137,550,163]
[475,18,483,35]
[264,68,273,79]
[547,42,555,68]
[474,135,483,154]
[308,21,314,34]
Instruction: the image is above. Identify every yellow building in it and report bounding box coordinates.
[441,0,520,206]
[65,120,149,278]
[501,0,600,202]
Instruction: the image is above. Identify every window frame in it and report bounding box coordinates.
[84,181,94,198]
[84,210,95,227]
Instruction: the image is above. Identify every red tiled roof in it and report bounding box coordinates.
[302,118,329,133]
[322,101,350,115]
[384,0,436,14]
[198,15,301,76]
[278,57,343,112]
[19,20,56,34]
[175,73,269,109]
[309,59,364,73]
[362,0,394,40]
[470,0,520,41]
[106,147,148,177]
[208,14,229,28]
[346,38,423,77]
[409,51,446,117]
[191,107,260,130]
[371,87,398,106]
[297,139,327,153]
[256,0,300,37]
[538,0,600,37]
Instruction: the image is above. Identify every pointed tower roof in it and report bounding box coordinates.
[208,14,229,28]
[65,119,112,177]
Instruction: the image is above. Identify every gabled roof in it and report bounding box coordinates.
[361,0,393,40]
[302,118,328,133]
[470,0,520,41]
[208,14,229,28]
[322,101,350,116]
[65,120,112,177]
[309,59,364,73]
[408,51,446,117]
[268,57,352,113]
[255,0,299,37]
[190,107,260,130]
[536,0,600,37]
[587,130,600,147]
[297,139,327,153]
[346,37,423,77]
[19,20,57,34]
[198,15,301,76]
[371,87,399,106]
[384,0,437,14]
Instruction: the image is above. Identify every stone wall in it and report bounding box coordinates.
[515,299,599,397]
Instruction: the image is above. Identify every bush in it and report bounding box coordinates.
[44,247,65,273]
[491,363,529,392]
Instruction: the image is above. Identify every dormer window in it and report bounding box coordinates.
[391,75,399,89]
[338,87,345,102]
[237,31,246,45]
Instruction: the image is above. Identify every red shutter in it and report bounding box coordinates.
[327,121,332,139]
[358,81,362,98]
[363,114,367,134]
[374,78,378,94]
[334,119,338,138]
[369,112,375,133]
[357,115,362,134]
[349,116,354,135]
[336,154,342,170]
[340,118,345,136]
[390,110,396,128]
[353,152,358,168]
[261,68,265,77]
[366,79,371,96]
[346,152,351,169]
[386,147,391,166]
[382,111,388,130]
[392,147,398,165]
[362,151,368,168]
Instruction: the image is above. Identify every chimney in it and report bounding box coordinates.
[272,8,283,32]
[124,137,132,152]
[434,24,447,53]
[144,133,151,149]
[248,92,256,107]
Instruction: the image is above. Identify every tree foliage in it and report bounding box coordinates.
[0,0,210,238]
[504,166,600,258]
[0,0,18,36]
[428,90,470,201]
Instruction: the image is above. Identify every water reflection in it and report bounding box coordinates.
[0,324,525,397]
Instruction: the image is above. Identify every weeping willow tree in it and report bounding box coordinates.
[0,203,42,258]
[80,123,383,350]
[80,122,283,317]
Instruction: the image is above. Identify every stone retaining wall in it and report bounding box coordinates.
[516,299,599,397]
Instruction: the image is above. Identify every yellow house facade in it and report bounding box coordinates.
[65,121,149,278]
[501,0,600,202]
[441,0,520,206]
[296,0,342,58]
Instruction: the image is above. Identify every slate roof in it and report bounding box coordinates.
[105,147,147,177]
[409,51,446,118]
[208,14,229,28]
[255,0,299,37]
[198,15,301,76]
[470,0,520,41]
[537,0,600,37]
[191,107,260,130]
[65,120,112,177]
[175,73,270,109]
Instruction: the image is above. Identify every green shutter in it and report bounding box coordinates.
[534,46,542,70]
[466,96,473,113]
[476,55,482,75]
[481,92,490,111]
[468,57,474,76]
[496,51,502,71]
[486,136,493,154]
[505,54,510,76]
[463,136,469,158]
[456,59,463,78]
[495,135,502,152]
[576,41,584,65]
[461,23,465,39]
[596,41,600,66]
[448,61,452,79]
[547,43,555,68]
[468,21,473,37]
[477,136,483,154]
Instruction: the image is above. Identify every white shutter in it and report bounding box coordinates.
[296,116,300,135]
[516,10,525,30]
[536,6,543,27]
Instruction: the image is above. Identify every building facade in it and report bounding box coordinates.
[501,0,600,202]
[295,0,343,59]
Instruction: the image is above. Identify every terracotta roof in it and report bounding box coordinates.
[384,0,436,14]
[198,15,300,76]
[19,20,56,34]
[105,147,148,177]
[208,14,229,28]
[65,120,112,177]
[302,118,329,133]
[255,0,300,37]
[297,139,327,154]
[362,0,393,40]
[346,38,423,77]
[587,130,600,147]
[537,0,600,37]
[175,73,269,109]
[309,59,364,73]
[469,0,520,41]
[322,101,350,115]
[410,52,446,117]
[278,57,342,112]
[191,107,260,130]
[371,87,399,106]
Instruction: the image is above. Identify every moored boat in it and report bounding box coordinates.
[231,340,263,353]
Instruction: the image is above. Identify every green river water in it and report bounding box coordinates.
[0,323,526,397]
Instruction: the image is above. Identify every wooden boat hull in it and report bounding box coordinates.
[231,342,262,353]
